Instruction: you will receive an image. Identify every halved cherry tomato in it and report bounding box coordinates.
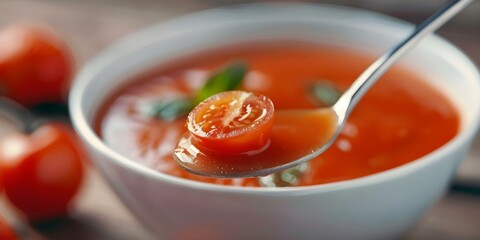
[187,90,274,155]
[0,24,73,107]
[0,216,17,240]
[0,123,85,222]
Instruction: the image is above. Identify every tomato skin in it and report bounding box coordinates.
[0,173,3,193]
[0,216,17,240]
[188,91,275,155]
[0,123,85,222]
[0,24,73,107]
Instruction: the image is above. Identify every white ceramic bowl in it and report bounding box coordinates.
[70,4,480,239]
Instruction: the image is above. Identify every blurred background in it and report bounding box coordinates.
[0,0,479,239]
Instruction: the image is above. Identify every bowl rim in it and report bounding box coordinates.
[70,2,480,195]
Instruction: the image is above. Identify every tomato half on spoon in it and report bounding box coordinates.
[187,90,274,155]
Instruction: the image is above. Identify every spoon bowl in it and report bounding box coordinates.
[175,108,338,177]
[173,0,473,178]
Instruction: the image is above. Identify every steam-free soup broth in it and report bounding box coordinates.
[95,43,459,187]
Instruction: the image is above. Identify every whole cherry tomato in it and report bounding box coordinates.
[0,123,85,222]
[0,24,73,107]
[0,216,17,240]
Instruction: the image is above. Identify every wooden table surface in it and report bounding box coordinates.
[0,1,479,239]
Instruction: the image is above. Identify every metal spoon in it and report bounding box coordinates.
[174,0,473,178]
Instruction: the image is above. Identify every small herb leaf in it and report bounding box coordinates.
[311,81,342,106]
[138,61,248,121]
[138,98,193,121]
[193,61,247,105]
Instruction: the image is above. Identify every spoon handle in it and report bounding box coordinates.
[333,0,473,120]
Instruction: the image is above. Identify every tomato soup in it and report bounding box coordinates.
[95,42,459,187]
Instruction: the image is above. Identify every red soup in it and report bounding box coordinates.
[95,43,459,187]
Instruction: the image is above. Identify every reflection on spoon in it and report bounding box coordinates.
[174,0,473,178]
[259,163,309,187]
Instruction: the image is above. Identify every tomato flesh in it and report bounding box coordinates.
[187,90,274,155]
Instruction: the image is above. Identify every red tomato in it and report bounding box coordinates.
[0,24,73,107]
[0,216,17,240]
[187,90,274,155]
[0,172,3,193]
[0,123,85,222]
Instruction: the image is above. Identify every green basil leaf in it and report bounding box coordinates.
[193,61,247,105]
[138,61,247,121]
[138,98,193,121]
[311,81,342,107]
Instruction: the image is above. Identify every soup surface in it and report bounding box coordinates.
[95,42,459,187]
